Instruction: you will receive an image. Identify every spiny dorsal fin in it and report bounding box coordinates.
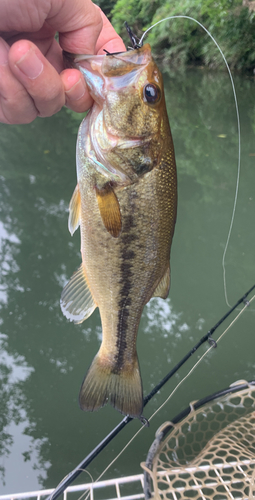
[60,263,97,324]
[152,266,170,299]
[68,185,81,236]
[96,184,122,238]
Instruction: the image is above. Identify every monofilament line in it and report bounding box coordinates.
[140,16,241,309]
[80,294,254,500]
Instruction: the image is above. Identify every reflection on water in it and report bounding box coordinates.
[0,333,50,490]
[1,421,50,492]
[0,68,254,494]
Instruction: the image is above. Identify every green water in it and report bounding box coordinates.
[0,67,254,495]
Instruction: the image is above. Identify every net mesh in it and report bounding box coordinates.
[141,381,255,499]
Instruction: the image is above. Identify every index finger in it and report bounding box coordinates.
[57,1,103,55]
[56,1,125,56]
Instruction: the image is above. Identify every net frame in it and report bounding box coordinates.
[142,380,255,499]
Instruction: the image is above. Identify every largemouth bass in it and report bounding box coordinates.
[61,43,177,419]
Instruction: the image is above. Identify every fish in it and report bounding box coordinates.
[61,42,177,419]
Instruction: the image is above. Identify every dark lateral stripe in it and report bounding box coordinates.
[114,197,138,373]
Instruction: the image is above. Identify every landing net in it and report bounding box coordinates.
[142,380,255,499]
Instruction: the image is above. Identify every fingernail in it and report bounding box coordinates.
[65,78,86,101]
[16,48,43,79]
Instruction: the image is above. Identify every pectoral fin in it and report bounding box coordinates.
[96,184,122,238]
[152,266,170,299]
[68,185,81,236]
[60,264,97,324]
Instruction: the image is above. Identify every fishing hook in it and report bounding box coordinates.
[124,21,143,49]
[103,22,143,56]
[103,49,127,56]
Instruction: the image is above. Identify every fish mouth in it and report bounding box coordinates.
[73,43,159,182]
[70,43,151,68]
[64,44,153,104]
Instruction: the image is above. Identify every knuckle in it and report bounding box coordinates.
[38,97,65,117]
[11,114,36,125]
[65,99,90,114]
[1,91,37,124]
[35,84,65,117]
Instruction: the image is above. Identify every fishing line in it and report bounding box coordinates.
[75,469,95,500]
[147,294,255,422]
[46,20,247,500]
[48,470,94,500]
[140,16,241,309]
[46,284,255,500]
[79,293,255,500]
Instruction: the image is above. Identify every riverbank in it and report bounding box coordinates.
[97,0,255,73]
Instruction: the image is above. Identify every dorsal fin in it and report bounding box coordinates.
[96,184,122,238]
[60,264,97,324]
[68,185,81,236]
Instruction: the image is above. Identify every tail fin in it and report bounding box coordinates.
[79,353,143,418]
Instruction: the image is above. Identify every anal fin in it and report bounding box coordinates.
[68,185,81,236]
[96,184,122,238]
[152,265,170,299]
[60,263,97,324]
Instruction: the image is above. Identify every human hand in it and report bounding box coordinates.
[0,0,126,124]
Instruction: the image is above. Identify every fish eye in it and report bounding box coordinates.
[143,83,161,104]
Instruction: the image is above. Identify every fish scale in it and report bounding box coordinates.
[61,43,177,418]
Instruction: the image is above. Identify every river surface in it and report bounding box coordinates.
[0,66,254,495]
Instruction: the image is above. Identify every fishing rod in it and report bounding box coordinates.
[46,283,255,500]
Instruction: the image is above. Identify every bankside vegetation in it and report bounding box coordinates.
[98,0,255,72]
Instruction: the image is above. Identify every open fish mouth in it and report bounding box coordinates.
[63,43,153,103]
